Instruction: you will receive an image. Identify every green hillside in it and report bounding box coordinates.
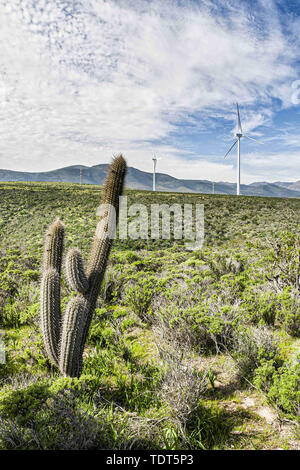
[0,182,299,450]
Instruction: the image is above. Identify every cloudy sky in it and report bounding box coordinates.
[0,0,300,183]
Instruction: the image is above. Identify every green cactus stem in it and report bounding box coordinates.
[40,268,61,366]
[59,296,88,378]
[40,155,127,377]
[43,218,65,274]
[65,248,89,294]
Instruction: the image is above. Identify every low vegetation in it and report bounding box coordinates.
[0,181,299,450]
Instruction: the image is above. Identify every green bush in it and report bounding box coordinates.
[267,361,300,419]
[243,289,278,326]
[0,382,51,426]
[189,297,241,353]
[277,288,300,337]
[232,326,282,381]
[266,231,300,290]
[253,359,278,392]
[124,275,163,320]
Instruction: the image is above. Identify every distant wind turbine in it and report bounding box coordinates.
[224,103,265,196]
[152,155,161,191]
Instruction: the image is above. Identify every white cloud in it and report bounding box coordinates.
[0,0,299,181]
[238,150,300,183]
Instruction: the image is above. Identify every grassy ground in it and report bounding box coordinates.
[0,181,299,450]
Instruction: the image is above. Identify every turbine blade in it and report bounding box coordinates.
[237,103,243,134]
[244,135,266,145]
[224,140,238,159]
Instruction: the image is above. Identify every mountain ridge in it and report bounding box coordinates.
[0,164,299,198]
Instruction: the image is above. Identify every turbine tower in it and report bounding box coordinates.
[224,104,265,196]
[152,155,157,191]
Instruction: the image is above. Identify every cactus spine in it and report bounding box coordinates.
[40,155,127,377]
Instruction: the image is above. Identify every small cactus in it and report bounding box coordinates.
[40,155,127,377]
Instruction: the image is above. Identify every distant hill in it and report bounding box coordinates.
[274,180,300,191]
[0,164,299,198]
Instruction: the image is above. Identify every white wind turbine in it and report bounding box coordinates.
[224,103,265,196]
[152,154,161,191]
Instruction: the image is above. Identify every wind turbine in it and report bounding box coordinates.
[224,103,265,196]
[152,155,161,191]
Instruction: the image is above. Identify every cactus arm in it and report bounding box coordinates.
[59,297,88,377]
[86,155,126,300]
[40,269,61,366]
[81,155,126,346]
[65,248,89,294]
[43,219,65,274]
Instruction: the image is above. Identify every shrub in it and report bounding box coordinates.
[190,297,241,353]
[124,275,163,320]
[243,289,278,326]
[0,388,102,450]
[277,288,300,337]
[267,361,300,419]
[154,324,208,432]
[101,268,126,303]
[232,326,281,382]
[253,359,278,392]
[158,348,208,426]
[266,231,300,290]
[0,382,50,426]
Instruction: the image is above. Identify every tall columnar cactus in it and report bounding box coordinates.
[40,155,127,377]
